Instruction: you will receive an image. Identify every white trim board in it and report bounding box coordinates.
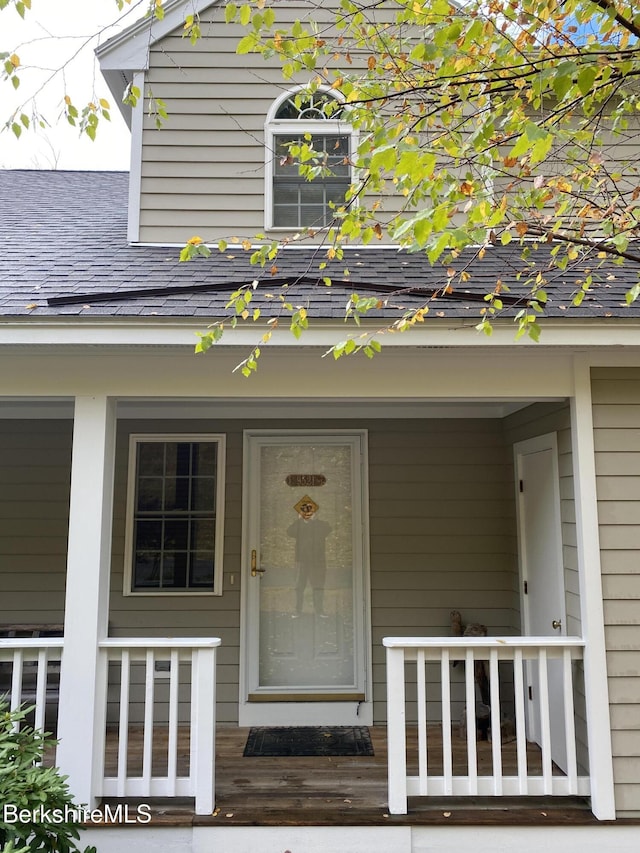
[3,319,640,349]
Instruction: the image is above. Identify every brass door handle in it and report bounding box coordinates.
[552,619,562,631]
[251,549,265,577]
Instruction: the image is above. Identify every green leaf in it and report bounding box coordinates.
[625,283,640,305]
[577,66,598,97]
[236,33,257,54]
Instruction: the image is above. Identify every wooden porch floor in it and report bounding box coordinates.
[99,725,597,827]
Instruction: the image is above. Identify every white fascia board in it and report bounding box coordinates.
[2,317,640,350]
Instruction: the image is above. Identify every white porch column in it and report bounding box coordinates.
[57,395,116,808]
[570,358,615,820]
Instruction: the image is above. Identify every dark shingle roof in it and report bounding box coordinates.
[1,169,639,322]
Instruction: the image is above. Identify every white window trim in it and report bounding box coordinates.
[264,85,356,232]
[123,433,226,597]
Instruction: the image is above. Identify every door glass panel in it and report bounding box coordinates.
[258,443,355,689]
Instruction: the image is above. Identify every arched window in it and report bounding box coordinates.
[265,88,353,230]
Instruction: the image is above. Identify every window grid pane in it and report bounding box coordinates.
[132,441,218,591]
[273,132,349,228]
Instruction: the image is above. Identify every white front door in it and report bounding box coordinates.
[239,431,371,726]
[515,433,568,772]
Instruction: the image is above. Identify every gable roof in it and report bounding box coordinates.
[1,169,639,327]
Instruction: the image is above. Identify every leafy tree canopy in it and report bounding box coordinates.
[3,0,640,365]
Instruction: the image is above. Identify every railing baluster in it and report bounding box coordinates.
[0,640,62,742]
[537,648,553,794]
[513,647,528,794]
[416,649,428,795]
[117,650,130,797]
[142,649,155,788]
[10,650,23,723]
[489,648,502,795]
[34,648,47,734]
[167,649,180,796]
[465,648,478,794]
[441,649,453,795]
[563,647,579,794]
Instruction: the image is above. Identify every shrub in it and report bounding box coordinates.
[0,702,95,853]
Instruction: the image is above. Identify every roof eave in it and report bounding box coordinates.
[1,316,640,350]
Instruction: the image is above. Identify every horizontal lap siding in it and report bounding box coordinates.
[368,420,517,723]
[139,5,405,244]
[140,11,276,244]
[592,367,640,817]
[0,420,71,624]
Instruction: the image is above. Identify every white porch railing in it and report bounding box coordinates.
[0,636,64,738]
[384,636,589,815]
[98,638,221,815]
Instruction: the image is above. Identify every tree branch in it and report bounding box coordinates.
[587,0,640,40]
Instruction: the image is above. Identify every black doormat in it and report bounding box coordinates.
[243,726,374,757]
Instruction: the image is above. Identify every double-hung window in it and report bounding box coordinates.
[124,434,226,595]
[266,88,353,230]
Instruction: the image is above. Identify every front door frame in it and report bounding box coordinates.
[238,429,373,726]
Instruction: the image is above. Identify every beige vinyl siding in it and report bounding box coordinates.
[0,420,71,625]
[138,4,409,244]
[366,419,517,723]
[592,367,640,817]
[492,115,640,239]
[140,4,331,244]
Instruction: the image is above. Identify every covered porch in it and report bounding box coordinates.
[0,345,615,822]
